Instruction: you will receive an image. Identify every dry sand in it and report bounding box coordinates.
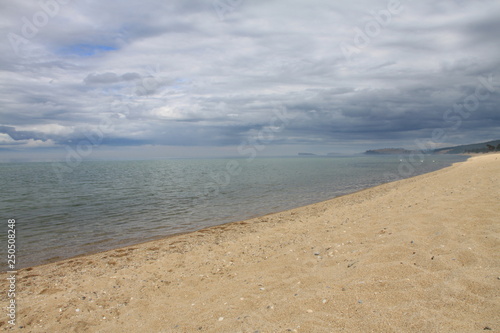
[1,154,499,332]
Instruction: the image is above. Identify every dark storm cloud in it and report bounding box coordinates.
[0,125,45,141]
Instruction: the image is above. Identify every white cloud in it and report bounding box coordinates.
[0,133,15,144]
[0,132,56,148]
[16,124,75,136]
[23,138,57,148]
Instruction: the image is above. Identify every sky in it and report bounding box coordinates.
[1,0,499,161]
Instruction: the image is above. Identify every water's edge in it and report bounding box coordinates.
[0,155,468,269]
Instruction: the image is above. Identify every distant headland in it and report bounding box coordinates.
[364,139,500,155]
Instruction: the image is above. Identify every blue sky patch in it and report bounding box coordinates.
[58,44,118,57]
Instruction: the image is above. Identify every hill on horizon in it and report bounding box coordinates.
[364,139,500,155]
[433,139,500,154]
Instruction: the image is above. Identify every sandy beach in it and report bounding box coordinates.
[1,154,499,332]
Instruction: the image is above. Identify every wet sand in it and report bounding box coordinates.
[1,153,499,332]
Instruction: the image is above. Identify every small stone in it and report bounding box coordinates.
[306,309,313,313]
[314,252,320,256]
[75,309,80,312]
[218,317,224,321]
[322,299,328,304]
[484,327,492,331]
[358,300,363,304]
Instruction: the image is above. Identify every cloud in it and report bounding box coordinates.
[84,72,141,85]
[0,0,499,158]
[0,133,16,145]
[0,131,56,149]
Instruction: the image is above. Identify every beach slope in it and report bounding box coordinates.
[1,154,499,332]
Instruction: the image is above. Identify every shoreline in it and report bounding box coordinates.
[1,154,498,332]
[16,155,471,270]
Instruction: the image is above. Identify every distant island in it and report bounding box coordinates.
[364,139,500,155]
[298,152,342,156]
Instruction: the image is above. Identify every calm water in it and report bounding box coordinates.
[0,155,467,268]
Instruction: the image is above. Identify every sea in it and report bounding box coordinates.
[0,154,467,269]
